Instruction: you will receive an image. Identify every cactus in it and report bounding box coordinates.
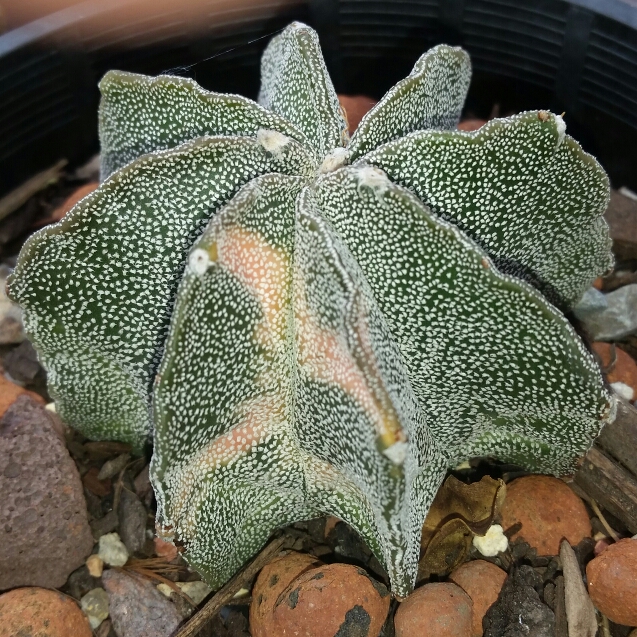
[8,22,615,597]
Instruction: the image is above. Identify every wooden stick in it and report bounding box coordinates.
[597,398,637,476]
[574,445,637,534]
[173,535,288,637]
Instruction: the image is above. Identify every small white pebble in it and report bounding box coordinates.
[45,402,56,412]
[473,524,509,556]
[179,581,213,605]
[233,587,250,599]
[98,532,129,567]
[611,381,634,402]
[455,460,471,470]
[157,583,174,598]
[156,580,212,605]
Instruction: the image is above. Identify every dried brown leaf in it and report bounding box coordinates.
[418,475,506,578]
[560,539,597,637]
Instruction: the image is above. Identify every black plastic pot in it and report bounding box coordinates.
[1,0,636,198]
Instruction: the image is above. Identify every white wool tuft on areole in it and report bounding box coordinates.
[319,147,350,174]
[554,113,567,147]
[257,129,290,158]
[189,248,210,275]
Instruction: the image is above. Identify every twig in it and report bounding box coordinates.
[589,498,620,542]
[173,535,288,637]
[600,613,611,637]
[0,159,67,221]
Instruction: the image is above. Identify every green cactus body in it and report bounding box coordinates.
[8,22,615,596]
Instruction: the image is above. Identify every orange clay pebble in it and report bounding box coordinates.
[500,475,591,556]
[250,551,323,637]
[153,536,178,560]
[0,587,92,637]
[587,538,637,627]
[449,560,507,637]
[268,562,390,637]
[395,582,473,637]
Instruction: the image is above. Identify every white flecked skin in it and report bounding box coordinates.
[364,113,613,308]
[8,22,614,597]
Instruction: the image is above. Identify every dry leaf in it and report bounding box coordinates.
[560,539,597,637]
[418,475,506,579]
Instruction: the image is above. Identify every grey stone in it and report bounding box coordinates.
[91,510,119,540]
[118,489,147,554]
[160,588,195,621]
[102,569,182,637]
[573,287,607,320]
[133,463,153,508]
[577,284,637,341]
[0,395,94,590]
[85,488,105,520]
[3,340,41,383]
[65,564,100,600]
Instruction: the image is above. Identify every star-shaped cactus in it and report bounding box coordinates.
[8,22,615,596]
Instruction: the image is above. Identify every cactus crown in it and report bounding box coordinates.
[8,22,614,596]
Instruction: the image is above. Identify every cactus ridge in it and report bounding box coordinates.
[9,22,614,596]
[364,112,613,308]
